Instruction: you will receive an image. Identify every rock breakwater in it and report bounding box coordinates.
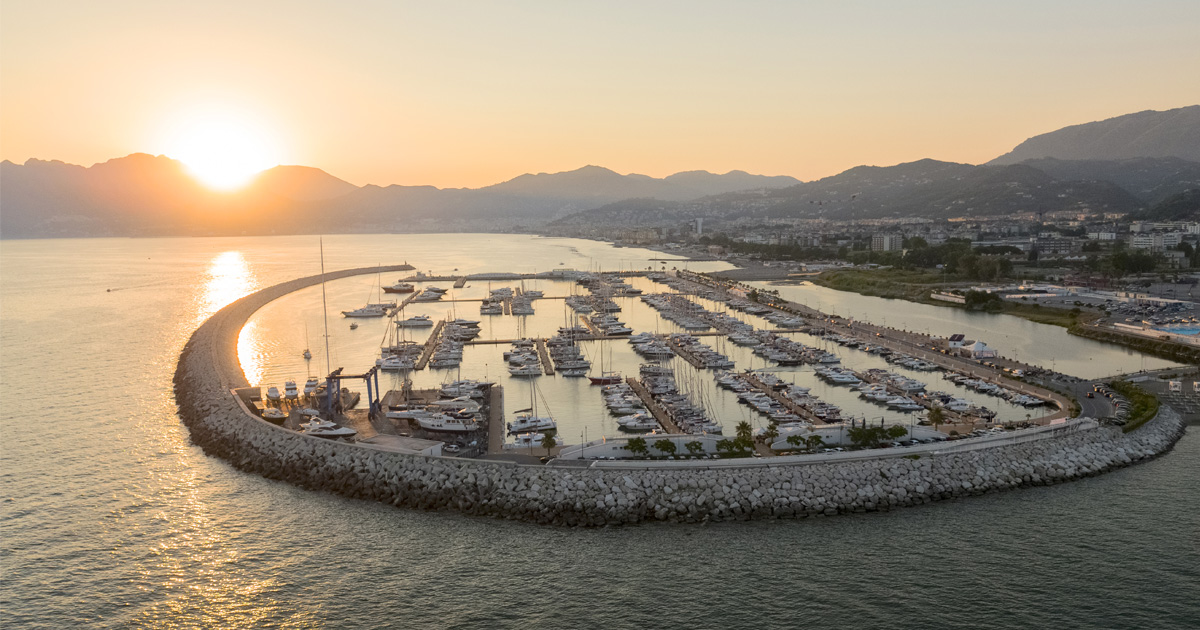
[174,268,1187,526]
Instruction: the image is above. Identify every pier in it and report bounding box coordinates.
[535,339,555,375]
[414,320,446,370]
[742,373,825,424]
[625,377,681,434]
[851,370,971,423]
[453,277,467,288]
[667,336,707,369]
[579,315,606,337]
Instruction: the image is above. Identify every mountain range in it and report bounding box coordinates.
[2,105,1197,238]
[989,106,1200,165]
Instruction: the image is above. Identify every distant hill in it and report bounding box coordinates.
[552,158,1148,226]
[479,165,799,202]
[1129,189,1200,222]
[0,157,800,237]
[990,106,1200,164]
[1017,157,1200,205]
[249,165,358,201]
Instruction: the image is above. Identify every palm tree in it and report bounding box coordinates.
[540,433,557,457]
[735,420,753,442]
[928,406,945,430]
[763,424,780,445]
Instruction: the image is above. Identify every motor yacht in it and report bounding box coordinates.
[299,419,357,439]
[417,413,479,433]
[382,282,415,294]
[397,315,434,327]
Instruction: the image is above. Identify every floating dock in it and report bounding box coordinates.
[535,339,555,375]
[413,320,446,370]
[742,372,825,424]
[625,377,681,434]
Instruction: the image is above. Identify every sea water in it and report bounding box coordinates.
[2,235,1197,629]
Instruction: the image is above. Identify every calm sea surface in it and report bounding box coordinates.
[2,235,1197,629]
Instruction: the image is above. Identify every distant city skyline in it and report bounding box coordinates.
[2,1,1198,189]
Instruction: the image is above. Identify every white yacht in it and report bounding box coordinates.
[284,380,299,400]
[429,396,481,412]
[303,377,320,396]
[378,356,414,371]
[440,380,490,398]
[397,315,434,327]
[417,413,479,433]
[382,281,415,294]
[265,386,281,402]
[299,419,357,439]
[507,414,556,434]
[508,364,542,377]
[342,305,388,317]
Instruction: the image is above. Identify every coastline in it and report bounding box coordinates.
[713,265,1200,365]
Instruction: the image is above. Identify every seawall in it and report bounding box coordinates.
[173,267,1188,526]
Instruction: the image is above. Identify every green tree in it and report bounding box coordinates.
[887,425,909,441]
[735,420,753,442]
[715,439,735,456]
[762,425,780,444]
[786,434,803,451]
[685,441,705,456]
[626,437,648,456]
[928,406,946,429]
[653,438,677,457]
[541,433,557,456]
[804,434,825,451]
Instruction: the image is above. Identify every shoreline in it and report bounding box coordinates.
[704,264,1200,365]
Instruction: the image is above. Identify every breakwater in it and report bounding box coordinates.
[174,267,1187,526]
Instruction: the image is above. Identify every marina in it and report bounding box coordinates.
[243,262,1102,458]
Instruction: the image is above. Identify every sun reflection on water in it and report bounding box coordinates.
[201,251,256,319]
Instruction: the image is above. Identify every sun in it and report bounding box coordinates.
[164,109,281,191]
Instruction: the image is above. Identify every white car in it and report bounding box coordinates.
[444,444,461,453]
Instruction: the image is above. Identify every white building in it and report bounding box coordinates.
[871,234,903,252]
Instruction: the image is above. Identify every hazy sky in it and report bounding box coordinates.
[3,0,1198,188]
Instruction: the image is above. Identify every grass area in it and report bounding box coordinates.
[1069,324,1200,364]
[1109,380,1160,433]
[812,269,1101,328]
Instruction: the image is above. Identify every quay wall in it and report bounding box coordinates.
[174,268,1188,526]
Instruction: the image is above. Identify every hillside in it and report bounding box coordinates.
[551,159,1149,227]
[990,106,1200,165]
[0,158,800,237]
[1018,157,1200,204]
[1129,189,1200,221]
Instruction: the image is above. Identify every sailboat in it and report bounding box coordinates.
[303,322,313,360]
[589,340,621,385]
[508,380,556,434]
[341,266,396,317]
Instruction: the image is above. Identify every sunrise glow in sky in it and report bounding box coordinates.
[2,1,1198,190]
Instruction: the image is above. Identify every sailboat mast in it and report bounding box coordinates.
[320,237,332,376]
